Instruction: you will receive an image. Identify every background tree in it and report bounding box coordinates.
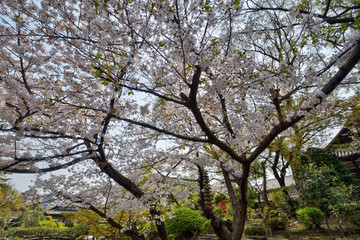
[64,209,119,240]
[267,107,344,217]
[17,208,46,228]
[298,148,360,235]
[0,178,24,236]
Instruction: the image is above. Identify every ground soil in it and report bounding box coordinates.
[255,218,360,240]
[198,218,360,239]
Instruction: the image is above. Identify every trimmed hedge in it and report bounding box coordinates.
[6,225,87,239]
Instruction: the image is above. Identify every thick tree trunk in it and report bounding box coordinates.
[155,220,168,240]
[232,163,250,240]
[222,166,240,240]
[220,163,251,240]
[209,217,233,240]
[207,163,251,240]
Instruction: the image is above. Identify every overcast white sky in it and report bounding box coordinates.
[8,173,37,192]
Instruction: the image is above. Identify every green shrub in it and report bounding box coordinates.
[166,207,206,239]
[244,225,266,236]
[349,213,360,226]
[201,220,214,234]
[213,205,226,218]
[65,222,75,228]
[18,210,46,227]
[213,202,233,220]
[296,207,324,229]
[70,224,88,236]
[57,222,67,229]
[265,217,287,230]
[39,216,58,228]
[269,190,287,208]
[200,220,214,234]
[247,188,258,209]
[247,207,258,219]
[282,232,290,238]
[213,193,229,204]
[7,227,65,237]
[6,225,87,239]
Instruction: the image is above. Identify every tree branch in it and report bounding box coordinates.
[248,37,360,163]
[89,205,145,240]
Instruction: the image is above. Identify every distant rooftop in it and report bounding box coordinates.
[327,126,360,178]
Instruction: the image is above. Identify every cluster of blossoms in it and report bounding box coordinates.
[1,1,360,238]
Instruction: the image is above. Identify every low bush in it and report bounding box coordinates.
[247,207,258,219]
[244,225,266,236]
[213,193,229,204]
[265,217,287,230]
[39,216,58,228]
[65,222,75,228]
[6,225,87,239]
[349,213,360,227]
[296,207,324,229]
[166,207,207,239]
[7,227,64,237]
[200,220,214,234]
[17,210,46,227]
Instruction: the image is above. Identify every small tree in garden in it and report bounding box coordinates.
[1,0,360,239]
[267,101,349,218]
[64,209,116,239]
[0,179,24,236]
[17,208,46,228]
[298,148,360,232]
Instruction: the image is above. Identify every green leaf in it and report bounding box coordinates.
[205,0,211,12]
[156,81,163,87]
[233,0,241,7]
[210,38,218,46]
[94,54,103,60]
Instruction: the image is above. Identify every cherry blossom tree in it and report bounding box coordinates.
[1,0,360,239]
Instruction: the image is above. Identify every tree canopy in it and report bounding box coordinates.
[0,178,24,233]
